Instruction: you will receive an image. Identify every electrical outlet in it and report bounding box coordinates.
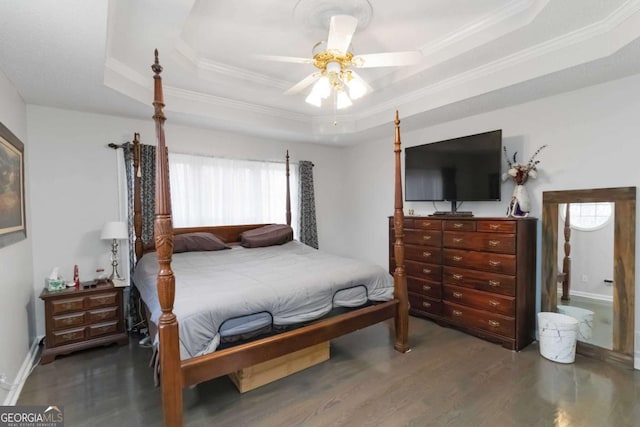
[581,274,589,283]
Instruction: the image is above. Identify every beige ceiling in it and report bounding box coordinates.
[2,0,640,145]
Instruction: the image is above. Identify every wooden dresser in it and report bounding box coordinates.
[39,282,128,364]
[390,216,537,350]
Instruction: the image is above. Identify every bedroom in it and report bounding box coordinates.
[1,0,640,425]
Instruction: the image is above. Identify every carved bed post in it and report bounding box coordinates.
[151,50,183,427]
[132,133,144,262]
[561,203,572,301]
[393,111,410,353]
[286,150,291,226]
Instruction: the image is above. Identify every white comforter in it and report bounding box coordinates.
[133,240,394,359]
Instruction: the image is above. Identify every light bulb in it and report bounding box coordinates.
[336,91,352,109]
[346,75,367,100]
[311,76,331,99]
[305,91,322,107]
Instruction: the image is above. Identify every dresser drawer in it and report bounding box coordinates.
[443,249,516,275]
[51,297,85,315]
[443,284,515,316]
[477,220,516,233]
[89,321,119,338]
[443,220,476,232]
[443,231,516,254]
[88,306,118,324]
[52,312,85,330]
[389,217,415,229]
[443,266,516,296]
[407,277,442,299]
[443,302,515,338]
[405,229,441,246]
[405,260,442,282]
[87,292,118,309]
[414,218,442,230]
[405,244,442,264]
[409,293,442,316]
[51,327,86,346]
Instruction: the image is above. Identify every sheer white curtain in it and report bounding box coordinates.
[169,153,299,237]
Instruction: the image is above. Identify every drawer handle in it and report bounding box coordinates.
[452,310,463,317]
[61,317,76,326]
[61,332,77,341]
[452,238,463,243]
[95,312,110,320]
[422,285,431,291]
[489,300,500,307]
[453,256,463,262]
[422,251,431,258]
[60,303,74,311]
[423,268,431,274]
[452,274,463,280]
[422,235,431,240]
[489,260,501,267]
[453,223,463,228]
[452,291,463,298]
[488,280,501,287]
[423,222,431,227]
[488,240,501,247]
[488,320,500,328]
[422,301,432,308]
[489,224,500,230]
[93,297,111,305]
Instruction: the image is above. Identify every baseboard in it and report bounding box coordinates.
[3,335,42,406]
[635,332,640,371]
[565,290,613,303]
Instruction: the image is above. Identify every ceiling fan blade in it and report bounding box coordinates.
[285,73,320,95]
[255,54,313,64]
[326,15,358,54]
[353,51,422,68]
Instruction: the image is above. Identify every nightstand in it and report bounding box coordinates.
[39,282,129,364]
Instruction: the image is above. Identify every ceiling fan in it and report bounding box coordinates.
[260,15,421,109]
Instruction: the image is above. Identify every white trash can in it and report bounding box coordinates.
[557,305,594,341]
[537,312,579,363]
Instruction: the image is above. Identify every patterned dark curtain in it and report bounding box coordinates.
[123,142,156,334]
[298,160,318,249]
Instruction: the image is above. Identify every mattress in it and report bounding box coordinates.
[133,240,394,359]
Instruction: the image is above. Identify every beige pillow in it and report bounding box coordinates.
[173,232,230,253]
[240,224,293,248]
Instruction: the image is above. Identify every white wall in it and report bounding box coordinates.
[0,68,33,403]
[343,73,640,368]
[26,105,346,338]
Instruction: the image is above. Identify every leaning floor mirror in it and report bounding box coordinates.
[541,187,635,368]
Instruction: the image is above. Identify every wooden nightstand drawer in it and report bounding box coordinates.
[52,327,86,346]
[443,220,476,232]
[405,260,442,282]
[414,219,441,230]
[443,231,516,254]
[88,307,118,323]
[87,292,118,309]
[443,302,515,338]
[52,312,85,330]
[89,321,119,338]
[51,297,84,315]
[443,267,516,296]
[409,293,442,316]
[407,277,441,299]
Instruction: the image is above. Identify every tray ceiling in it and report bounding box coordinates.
[1,0,640,145]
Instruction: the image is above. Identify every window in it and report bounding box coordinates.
[559,202,613,231]
[169,153,299,237]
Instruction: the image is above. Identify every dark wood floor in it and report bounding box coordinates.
[19,317,640,426]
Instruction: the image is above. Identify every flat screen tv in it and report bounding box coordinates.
[405,129,502,214]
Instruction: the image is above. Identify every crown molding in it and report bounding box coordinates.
[359,0,640,120]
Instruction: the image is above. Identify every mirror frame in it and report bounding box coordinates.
[542,187,635,367]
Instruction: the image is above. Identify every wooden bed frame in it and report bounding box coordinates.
[142,50,409,427]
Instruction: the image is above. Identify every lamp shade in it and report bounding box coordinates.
[101,221,128,240]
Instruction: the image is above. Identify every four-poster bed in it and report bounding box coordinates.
[142,50,409,427]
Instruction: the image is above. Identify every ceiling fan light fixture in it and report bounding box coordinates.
[346,74,367,99]
[305,91,323,107]
[310,76,331,99]
[336,91,352,109]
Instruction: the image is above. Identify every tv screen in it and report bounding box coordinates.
[405,130,502,202]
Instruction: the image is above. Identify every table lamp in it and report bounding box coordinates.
[101,221,128,281]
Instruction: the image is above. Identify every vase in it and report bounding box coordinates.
[507,184,530,217]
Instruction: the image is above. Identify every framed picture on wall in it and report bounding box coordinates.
[0,121,26,249]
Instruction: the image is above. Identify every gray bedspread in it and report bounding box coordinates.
[133,240,394,359]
